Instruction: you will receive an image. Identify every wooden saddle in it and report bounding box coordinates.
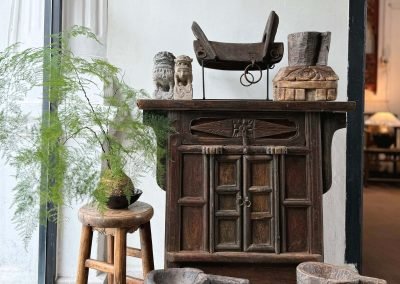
[192,11,284,71]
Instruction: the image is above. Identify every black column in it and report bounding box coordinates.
[38,1,62,283]
[346,0,366,271]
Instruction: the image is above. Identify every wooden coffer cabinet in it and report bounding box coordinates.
[137,100,355,284]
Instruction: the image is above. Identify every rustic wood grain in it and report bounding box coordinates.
[288,32,331,67]
[76,202,155,284]
[76,225,93,284]
[78,201,153,228]
[167,251,322,263]
[137,99,355,112]
[126,247,142,258]
[321,112,347,193]
[114,228,127,284]
[85,259,114,273]
[107,235,114,284]
[139,222,154,278]
[214,155,242,252]
[192,11,283,71]
[273,66,339,101]
[243,155,275,252]
[308,113,323,254]
[194,263,297,284]
[126,276,144,284]
[143,101,354,283]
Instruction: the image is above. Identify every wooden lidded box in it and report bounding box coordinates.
[138,100,355,284]
[273,66,339,101]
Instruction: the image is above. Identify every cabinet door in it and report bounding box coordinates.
[243,155,279,252]
[212,155,242,251]
[282,154,310,253]
[178,152,209,252]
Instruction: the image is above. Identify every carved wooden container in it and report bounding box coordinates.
[273,66,339,101]
[296,262,387,284]
[137,100,355,284]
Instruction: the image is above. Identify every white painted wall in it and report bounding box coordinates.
[56,1,108,283]
[0,0,44,283]
[106,0,350,270]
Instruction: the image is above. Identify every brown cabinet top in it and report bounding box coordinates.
[137,99,355,112]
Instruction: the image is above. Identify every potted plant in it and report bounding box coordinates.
[0,26,169,243]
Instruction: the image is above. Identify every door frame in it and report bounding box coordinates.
[345,0,366,271]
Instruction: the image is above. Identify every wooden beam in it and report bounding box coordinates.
[126,276,144,284]
[166,252,322,264]
[127,247,142,258]
[137,99,356,112]
[85,259,114,274]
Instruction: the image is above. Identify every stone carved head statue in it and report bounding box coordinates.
[152,51,175,99]
[174,55,193,86]
[173,55,193,100]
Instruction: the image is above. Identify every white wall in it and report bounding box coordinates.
[0,0,44,283]
[106,0,350,270]
[56,1,109,283]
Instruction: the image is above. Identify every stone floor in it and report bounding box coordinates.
[363,183,400,283]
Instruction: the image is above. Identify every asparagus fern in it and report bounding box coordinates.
[0,26,169,244]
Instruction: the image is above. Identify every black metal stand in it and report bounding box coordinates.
[202,60,206,100]
[200,64,274,100]
[266,68,270,101]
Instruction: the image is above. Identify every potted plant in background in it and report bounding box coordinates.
[0,26,169,244]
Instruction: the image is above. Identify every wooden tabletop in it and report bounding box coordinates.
[78,201,153,228]
[137,99,356,112]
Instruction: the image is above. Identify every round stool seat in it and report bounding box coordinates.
[78,201,153,228]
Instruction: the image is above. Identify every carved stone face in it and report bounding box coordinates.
[153,51,175,99]
[153,51,175,69]
[175,67,190,79]
[174,55,193,85]
[174,55,192,69]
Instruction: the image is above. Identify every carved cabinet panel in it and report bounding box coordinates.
[178,152,208,252]
[138,100,354,284]
[243,155,278,253]
[212,155,242,251]
[211,154,278,253]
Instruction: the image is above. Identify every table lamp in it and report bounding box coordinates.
[365,111,400,148]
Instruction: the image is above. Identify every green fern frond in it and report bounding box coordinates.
[0,26,170,244]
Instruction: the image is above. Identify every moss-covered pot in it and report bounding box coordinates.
[98,169,142,209]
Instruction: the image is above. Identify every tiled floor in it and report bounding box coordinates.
[363,183,400,283]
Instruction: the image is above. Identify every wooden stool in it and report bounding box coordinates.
[76,201,154,284]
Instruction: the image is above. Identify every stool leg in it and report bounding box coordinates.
[76,225,93,284]
[114,228,127,284]
[140,222,154,278]
[107,235,114,284]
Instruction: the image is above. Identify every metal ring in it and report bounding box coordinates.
[240,72,254,87]
[237,196,244,206]
[244,197,252,208]
[269,64,275,70]
[244,63,262,84]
